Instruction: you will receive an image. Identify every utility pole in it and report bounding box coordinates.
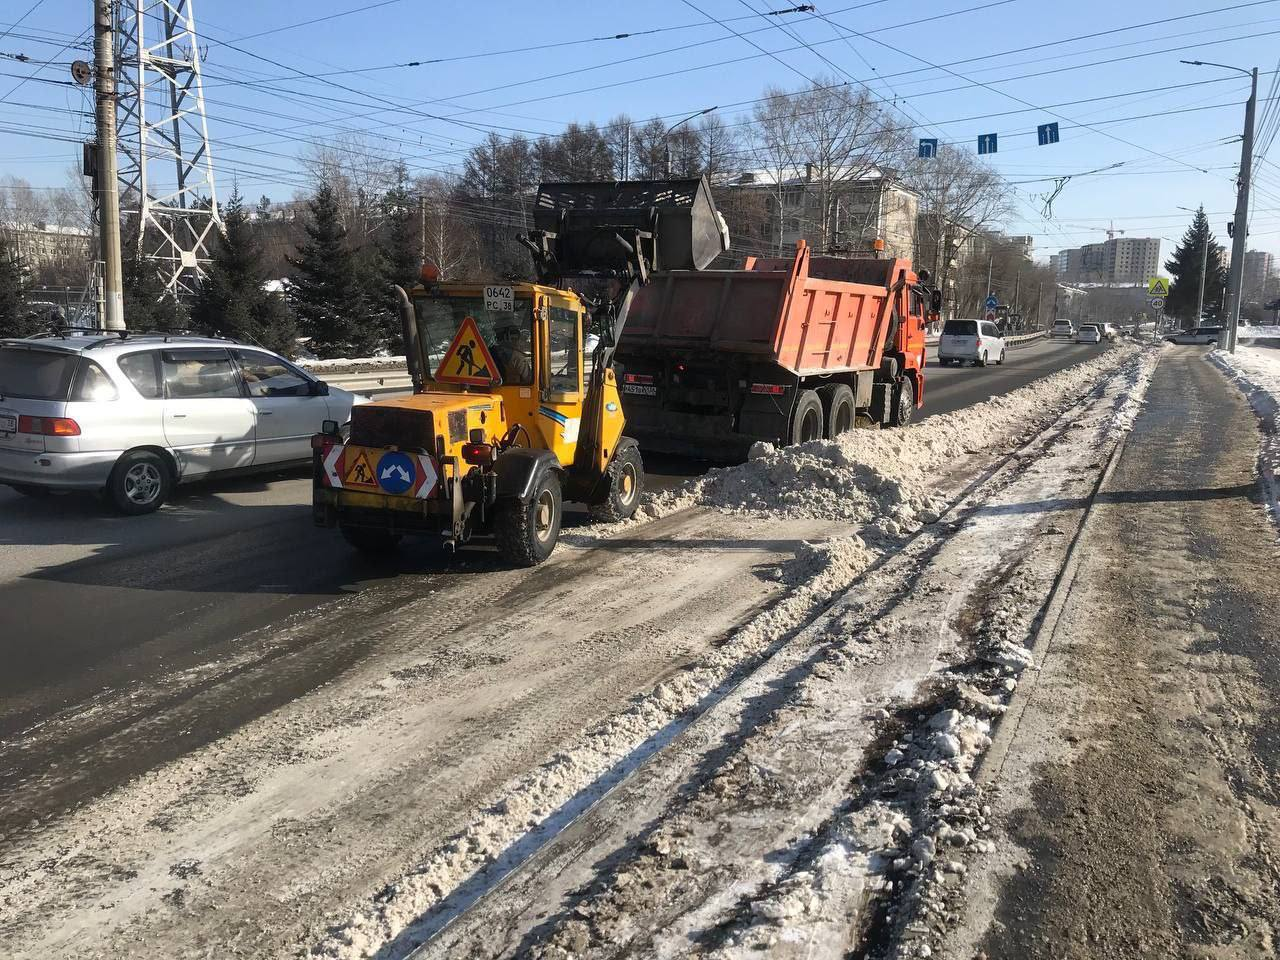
[1225,67,1258,352]
[1184,60,1256,352]
[419,195,427,268]
[986,254,994,298]
[93,0,124,330]
[1196,230,1208,326]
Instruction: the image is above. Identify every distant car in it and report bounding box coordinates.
[1101,323,1118,341]
[1050,319,1075,339]
[0,333,366,514]
[1164,326,1223,346]
[1076,324,1102,344]
[938,318,1006,367]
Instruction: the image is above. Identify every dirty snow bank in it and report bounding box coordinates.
[300,355,406,371]
[642,345,1141,524]
[311,345,1145,960]
[1211,344,1280,523]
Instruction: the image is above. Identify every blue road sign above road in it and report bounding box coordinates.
[918,138,937,158]
[978,133,998,155]
[1037,122,1060,146]
[985,295,999,310]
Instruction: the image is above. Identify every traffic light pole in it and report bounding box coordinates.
[93,0,124,330]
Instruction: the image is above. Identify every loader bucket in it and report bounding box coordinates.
[529,177,729,279]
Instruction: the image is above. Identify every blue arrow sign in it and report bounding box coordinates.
[978,133,998,155]
[985,295,999,310]
[918,138,937,159]
[1037,122,1060,146]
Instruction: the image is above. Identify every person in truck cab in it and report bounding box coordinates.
[491,320,533,384]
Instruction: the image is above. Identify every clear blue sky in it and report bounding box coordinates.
[4,0,1279,263]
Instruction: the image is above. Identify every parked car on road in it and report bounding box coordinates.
[1075,324,1102,344]
[938,318,1006,367]
[0,333,366,514]
[1050,319,1075,339]
[1164,326,1223,346]
[1101,323,1118,341]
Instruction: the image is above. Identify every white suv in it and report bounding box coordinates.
[938,318,1007,367]
[0,333,365,514]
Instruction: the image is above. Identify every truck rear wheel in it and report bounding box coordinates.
[890,377,915,428]
[589,442,643,522]
[817,384,856,438]
[790,390,824,445]
[495,471,562,566]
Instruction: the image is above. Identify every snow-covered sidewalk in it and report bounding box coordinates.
[1211,343,1280,523]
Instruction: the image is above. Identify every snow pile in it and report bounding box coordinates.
[301,355,406,371]
[1211,344,1280,523]
[1237,324,1280,340]
[638,345,1142,528]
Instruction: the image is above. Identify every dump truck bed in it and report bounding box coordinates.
[622,250,906,375]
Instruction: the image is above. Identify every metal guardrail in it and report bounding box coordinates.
[321,369,413,396]
[1004,331,1045,346]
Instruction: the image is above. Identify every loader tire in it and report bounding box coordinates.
[589,442,643,522]
[890,376,915,428]
[495,471,562,566]
[789,389,824,445]
[817,383,856,438]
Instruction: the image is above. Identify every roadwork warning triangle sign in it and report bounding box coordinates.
[434,315,503,386]
[343,448,378,488]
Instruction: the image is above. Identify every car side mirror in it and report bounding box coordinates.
[311,379,330,397]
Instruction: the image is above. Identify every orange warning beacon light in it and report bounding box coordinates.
[420,259,441,283]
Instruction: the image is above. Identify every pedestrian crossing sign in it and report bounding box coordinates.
[1147,277,1170,297]
[434,315,502,386]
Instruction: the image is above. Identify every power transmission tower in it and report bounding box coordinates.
[113,0,221,299]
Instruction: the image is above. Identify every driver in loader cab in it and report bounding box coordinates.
[491,319,533,384]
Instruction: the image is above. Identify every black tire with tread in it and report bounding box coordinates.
[890,376,915,428]
[975,351,988,368]
[997,349,1006,365]
[816,383,856,438]
[494,471,562,566]
[106,450,171,515]
[589,442,643,522]
[789,389,824,445]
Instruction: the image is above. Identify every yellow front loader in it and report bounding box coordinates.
[311,177,728,565]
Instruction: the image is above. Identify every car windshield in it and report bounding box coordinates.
[1195,326,1222,334]
[943,320,977,335]
[0,346,79,400]
[414,295,535,386]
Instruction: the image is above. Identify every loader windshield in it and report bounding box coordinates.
[415,295,535,386]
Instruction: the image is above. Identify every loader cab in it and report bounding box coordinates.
[410,282,593,464]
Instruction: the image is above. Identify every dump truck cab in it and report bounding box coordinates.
[312,177,728,565]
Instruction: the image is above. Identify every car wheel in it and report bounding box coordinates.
[789,389,825,444]
[998,349,1006,365]
[495,471,562,566]
[890,376,915,428]
[8,483,51,497]
[589,441,644,522]
[976,352,988,368]
[107,450,171,515]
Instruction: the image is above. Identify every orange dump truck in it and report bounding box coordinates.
[614,240,941,458]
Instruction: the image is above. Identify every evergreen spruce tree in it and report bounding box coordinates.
[288,182,380,358]
[0,233,32,338]
[121,221,187,331]
[375,179,420,351]
[191,191,297,356]
[1164,206,1227,324]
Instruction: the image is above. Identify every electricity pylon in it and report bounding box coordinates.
[113,0,221,299]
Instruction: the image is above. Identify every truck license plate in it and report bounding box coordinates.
[621,384,657,396]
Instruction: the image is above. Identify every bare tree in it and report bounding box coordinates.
[695,113,740,183]
[906,145,1012,318]
[300,134,400,241]
[414,175,479,280]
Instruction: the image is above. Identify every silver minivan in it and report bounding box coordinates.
[0,333,364,514]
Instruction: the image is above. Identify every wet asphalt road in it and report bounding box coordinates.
[0,335,1108,831]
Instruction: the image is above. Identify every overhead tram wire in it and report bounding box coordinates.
[0,25,89,105]
[0,1,48,46]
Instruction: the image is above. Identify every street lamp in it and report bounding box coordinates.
[1182,59,1258,352]
[1175,205,1209,328]
[663,106,717,177]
